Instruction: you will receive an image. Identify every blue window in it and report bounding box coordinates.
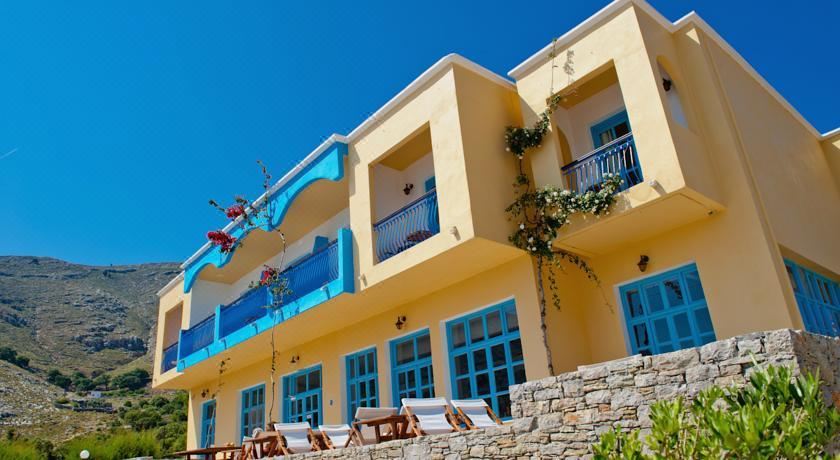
[390,330,434,404]
[620,264,715,355]
[446,300,524,419]
[240,384,265,439]
[346,348,378,422]
[590,110,631,148]
[424,176,436,193]
[200,400,216,448]
[785,259,840,336]
[283,365,322,426]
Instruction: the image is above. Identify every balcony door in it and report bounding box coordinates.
[590,110,631,148]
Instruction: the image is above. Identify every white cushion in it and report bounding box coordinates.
[274,422,313,453]
[319,424,351,448]
[402,397,454,434]
[452,399,498,428]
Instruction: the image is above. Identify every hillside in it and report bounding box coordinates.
[0,256,180,374]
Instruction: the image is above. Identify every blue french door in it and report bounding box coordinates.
[283,365,323,426]
[785,259,840,336]
[390,330,434,404]
[240,384,265,439]
[590,110,631,148]
[620,264,715,355]
[346,348,378,423]
[446,299,525,419]
[200,400,216,448]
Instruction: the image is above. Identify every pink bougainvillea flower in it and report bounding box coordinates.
[207,230,237,253]
[225,204,246,220]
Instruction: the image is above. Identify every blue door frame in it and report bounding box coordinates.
[345,348,378,423]
[619,263,715,355]
[390,329,434,405]
[283,365,323,426]
[200,400,216,448]
[785,259,840,336]
[590,110,631,148]
[240,384,265,440]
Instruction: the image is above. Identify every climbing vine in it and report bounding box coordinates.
[504,47,623,375]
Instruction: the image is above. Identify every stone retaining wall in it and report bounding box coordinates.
[282,329,839,459]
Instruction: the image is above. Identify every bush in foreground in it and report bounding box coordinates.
[62,430,161,460]
[593,364,840,459]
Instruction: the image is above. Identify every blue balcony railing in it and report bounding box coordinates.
[179,315,215,358]
[561,133,642,194]
[161,342,178,373]
[373,189,439,262]
[218,240,340,340]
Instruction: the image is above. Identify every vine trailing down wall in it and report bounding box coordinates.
[204,160,292,427]
[504,47,623,376]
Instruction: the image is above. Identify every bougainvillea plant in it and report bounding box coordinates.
[504,47,623,375]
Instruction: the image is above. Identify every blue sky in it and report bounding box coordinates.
[1,1,838,266]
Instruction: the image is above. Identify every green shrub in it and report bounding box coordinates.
[110,369,150,390]
[0,439,42,460]
[0,347,30,369]
[62,430,160,460]
[46,369,72,390]
[593,365,840,459]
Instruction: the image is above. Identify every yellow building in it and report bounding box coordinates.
[152,0,840,449]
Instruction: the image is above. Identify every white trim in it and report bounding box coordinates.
[821,126,840,139]
[157,271,184,297]
[181,54,512,270]
[437,295,517,325]
[508,0,826,139]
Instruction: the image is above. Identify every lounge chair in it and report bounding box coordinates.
[318,424,353,449]
[273,422,321,454]
[401,397,461,436]
[451,399,503,429]
[352,406,398,445]
[239,428,280,459]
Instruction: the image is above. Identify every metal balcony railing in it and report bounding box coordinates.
[217,241,340,340]
[373,189,439,262]
[161,342,178,373]
[561,133,642,194]
[179,314,215,357]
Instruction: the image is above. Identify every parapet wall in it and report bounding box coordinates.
[285,329,840,459]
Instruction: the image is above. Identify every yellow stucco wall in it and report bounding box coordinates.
[184,255,545,448]
[155,1,840,450]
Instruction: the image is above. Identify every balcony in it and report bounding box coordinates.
[218,240,339,339]
[562,133,642,193]
[161,342,178,373]
[174,228,354,372]
[373,189,439,262]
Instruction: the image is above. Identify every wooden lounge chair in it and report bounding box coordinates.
[451,399,503,429]
[273,422,321,454]
[238,428,281,459]
[318,424,353,449]
[352,406,398,445]
[401,397,461,436]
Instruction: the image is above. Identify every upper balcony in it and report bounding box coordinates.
[512,11,725,257]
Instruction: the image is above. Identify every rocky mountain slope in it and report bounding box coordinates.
[0,256,180,374]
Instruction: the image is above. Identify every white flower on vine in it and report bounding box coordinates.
[528,237,534,243]
[519,223,525,230]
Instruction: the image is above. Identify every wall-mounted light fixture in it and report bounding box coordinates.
[662,78,673,92]
[403,183,414,195]
[637,255,650,272]
[289,355,300,364]
[395,316,407,330]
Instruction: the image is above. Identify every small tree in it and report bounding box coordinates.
[593,364,840,459]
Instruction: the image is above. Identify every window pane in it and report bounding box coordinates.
[505,307,519,332]
[673,312,691,339]
[633,323,649,348]
[473,349,488,371]
[645,285,665,313]
[358,357,366,376]
[494,369,509,391]
[686,271,705,301]
[469,317,484,343]
[348,359,356,379]
[476,373,490,396]
[451,323,466,348]
[625,289,644,318]
[509,339,523,362]
[366,352,375,373]
[309,370,320,389]
[654,318,671,343]
[491,343,506,367]
[663,278,685,307]
[513,364,526,384]
[420,366,431,386]
[417,334,431,359]
[457,378,471,399]
[486,311,502,338]
[614,121,630,137]
[396,340,414,365]
[454,354,469,376]
[497,394,512,419]
[694,308,714,334]
[296,375,306,393]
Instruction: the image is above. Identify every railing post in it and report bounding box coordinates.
[214,304,223,348]
[338,227,355,294]
[176,329,185,372]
